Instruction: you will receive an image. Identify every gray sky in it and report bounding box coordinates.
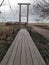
[0,0,49,23]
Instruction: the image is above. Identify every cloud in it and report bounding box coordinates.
[0,0,49,23]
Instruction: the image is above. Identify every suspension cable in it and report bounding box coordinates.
[7,0,16,17]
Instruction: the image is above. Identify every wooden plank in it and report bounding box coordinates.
[21,33,26,65]
[24,32,33,65]
[0,30,21,65]
[7,34,21,65]
[14,34,23,65]
[0,29,46,65]
[18,3,30,5]
[25,30,46,65]
[25,30,39,65]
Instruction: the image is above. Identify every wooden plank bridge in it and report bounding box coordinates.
[0,29,46,65]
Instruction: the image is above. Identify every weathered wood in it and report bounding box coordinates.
[19,5,21,23]
[27,5,29,24]
[18,3,30,24]
[0,29,46,65]
[18,3,30,5]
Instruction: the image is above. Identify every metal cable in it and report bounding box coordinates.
[7,0,16,18]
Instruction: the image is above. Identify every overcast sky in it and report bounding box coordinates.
[0,0,49,23]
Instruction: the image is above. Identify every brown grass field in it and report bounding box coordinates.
[0,24,19,62]
[0,23,49,64]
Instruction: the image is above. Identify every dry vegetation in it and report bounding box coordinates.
[34,25,49,29]
[27,24,49,65]
[28,23,49,27]
[0,24,19,62]
[0,23,49,64]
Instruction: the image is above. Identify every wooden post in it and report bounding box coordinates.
[19,5,21,23]
[27,5,29,24]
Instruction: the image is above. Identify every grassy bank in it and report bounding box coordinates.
[0,25,20,62]
[34,25,49,30]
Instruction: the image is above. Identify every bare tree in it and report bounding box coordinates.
[0,0,4,7]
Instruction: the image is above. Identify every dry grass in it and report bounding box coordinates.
[28,23,49,27]
[0,24,19,62]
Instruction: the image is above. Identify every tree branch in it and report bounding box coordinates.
[0,0,4,7]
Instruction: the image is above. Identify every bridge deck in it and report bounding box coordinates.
[0,29,46,65]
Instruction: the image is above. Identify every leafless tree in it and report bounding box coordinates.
[31,0,49,19]
[0,0,4,7]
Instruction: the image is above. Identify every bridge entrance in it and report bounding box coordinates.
[18,3,30,25]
